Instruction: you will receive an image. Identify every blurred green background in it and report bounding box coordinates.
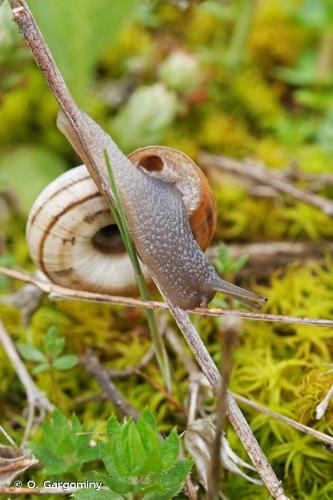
[1,1,333,498]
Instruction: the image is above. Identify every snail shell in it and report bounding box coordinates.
[26,146,216,295]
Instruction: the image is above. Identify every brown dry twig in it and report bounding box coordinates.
[234,393,333,448]
[200,152,333,217]
[0,320,53,446]
[80,352,139,420]
[207,317,240,499]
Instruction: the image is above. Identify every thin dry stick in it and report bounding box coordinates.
[1,266,333,328]
[80,352,139,420]
[234,394,333,448]
[200,152,333,216]
[283,166,333,189]
[207,317,239,499]
[0,320,53,446]
[7,3,286,496]
[0,425,17,448]
[0,457,37,475]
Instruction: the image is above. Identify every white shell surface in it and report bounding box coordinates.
[26,165,150,294]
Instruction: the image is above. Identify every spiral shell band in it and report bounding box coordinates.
[26,165,148,294]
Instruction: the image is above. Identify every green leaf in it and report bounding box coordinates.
[127,420,146,474]
[134,448,163,476]
[53,355,78,370]
[102,475,134,495]
[17,344,46,363]
[28,410,97,474]
[137,411,160,451]
[44,326,65,358]
[28,0,138,101]
[32,363,50,375]
[160,429,179,469]
[161,459,193,490]
[144,459,193,499]
[107,415,122,439]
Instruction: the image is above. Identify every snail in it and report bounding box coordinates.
[26,145,216,297]
[26,107,267,310]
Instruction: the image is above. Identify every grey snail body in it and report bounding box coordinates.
[122,169,265,309]
[27,108,266,310]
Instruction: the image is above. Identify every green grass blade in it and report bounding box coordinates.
[103,150,172,392]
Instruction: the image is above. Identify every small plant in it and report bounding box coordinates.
[18,325,78,374]
[29,410,99,474]
[213,243,247,277]
[28,409,192,499]
[93,410,192,499]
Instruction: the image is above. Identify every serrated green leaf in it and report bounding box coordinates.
[29,410,97,474]
[118,421,131,476]
[99,442,117,475]
[71,413,83,433]
[141,410,158,431]
[53,354,78,370]
[137,411,160,451]
[101,422,130,477]
[17,344,46,363]
[160,429,179,469]
[127,420,146,474]
[107,415,122,439]
[142,459,193,499]
[133,447,164,476]
[102,475,134,495]
[160,459,193,490]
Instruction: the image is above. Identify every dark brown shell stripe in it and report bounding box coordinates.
[29,174,91,227]
[38,191,101,279]
[57,209,111,272]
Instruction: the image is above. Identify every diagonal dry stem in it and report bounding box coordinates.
[199,152,333,217]
[0,320,53,446]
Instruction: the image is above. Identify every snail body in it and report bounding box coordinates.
[27,144,216,300]
[27,109,266,310]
